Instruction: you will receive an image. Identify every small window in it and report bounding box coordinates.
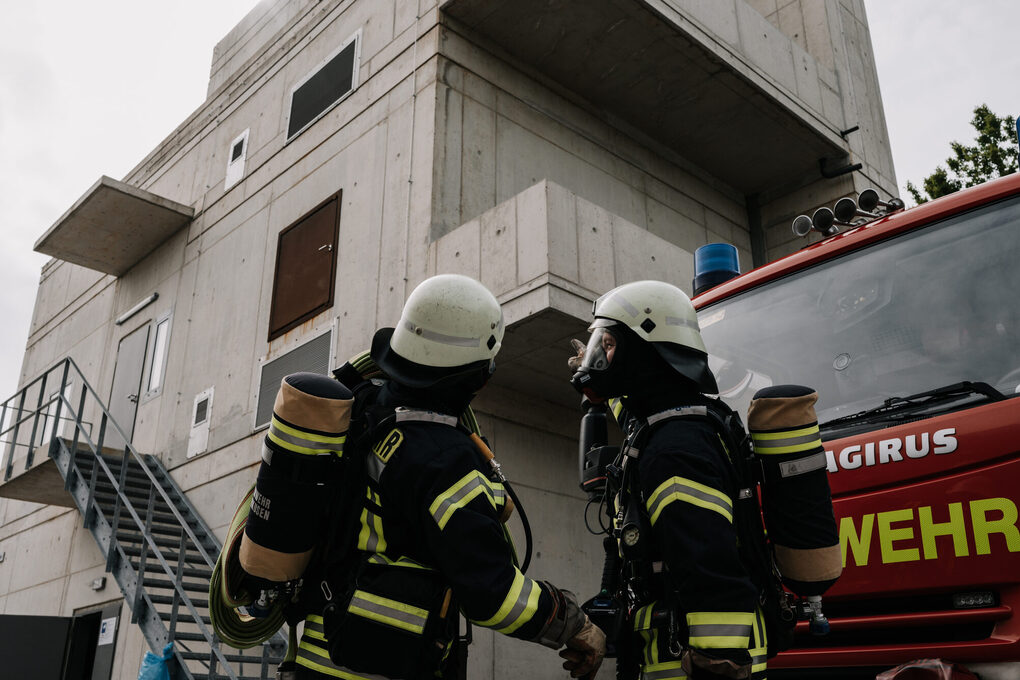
[225,129,249,190]
[268,192,340,340]
[143,312,172,399]
[255,331,332,429]
[286,30,361,141]
[194,397,209,425]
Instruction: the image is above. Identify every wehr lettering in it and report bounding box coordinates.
[839,497,1020,567]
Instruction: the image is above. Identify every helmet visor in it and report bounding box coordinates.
[580,326,619,372]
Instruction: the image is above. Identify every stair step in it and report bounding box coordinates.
[116,530,214,555]
[178,651,281,664]
[162,611,212,625]
[126,558,211,580]
[143,577,211,592]
[150,594,209,608]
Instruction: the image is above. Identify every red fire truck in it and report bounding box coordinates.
[693,175,1020,679]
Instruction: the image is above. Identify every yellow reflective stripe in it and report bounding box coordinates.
[752,425,821,455]
[610,398,625,422]
[641,661,686,680]
[429,470,496,530]
[471,568,541,633]
[647,476,733,525]
[366,553,431,570]
[267,421,346,456]
[752,425,819,441]
[349,591,429,634]
[640,629,653,666]
[357,507,387,553]
[686,611,754,649]
[296,639,381,680]
[272,415,347,444]
[633,602,656,631]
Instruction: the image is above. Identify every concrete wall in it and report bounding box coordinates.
[431,41,754,274]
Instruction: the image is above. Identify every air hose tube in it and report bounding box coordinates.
[469,433,534,574]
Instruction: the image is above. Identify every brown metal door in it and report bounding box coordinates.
[269,192,340,340]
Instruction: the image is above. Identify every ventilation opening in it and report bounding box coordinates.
[255,331,332,429]
[194,398,209,425]
[286,30,360,141]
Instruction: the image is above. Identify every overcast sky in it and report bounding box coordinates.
[1,1,1018,404]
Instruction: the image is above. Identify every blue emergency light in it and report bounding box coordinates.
[692,243,740,297]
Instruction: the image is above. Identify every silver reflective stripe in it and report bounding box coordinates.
[608,292,640,317]
[367,454,386,482]
[647,479,732,521]
[642,667,687,680]
[689,623,752,639]
[665,315,700,330]
[493,485,506,504]
[751,652,768,667]
[296,637,390,680]
[646,406,708,426]
[269,423,342,453]
[486,578,537,630]
[362,508,383,553]
[394,408,459,426]
[261,443,274,465]
[305,618,325,635]
[778,451,827,477]
[430,475,490,525]
[402,319,480,348]
[349,591,427,631]
[754,432,821,449]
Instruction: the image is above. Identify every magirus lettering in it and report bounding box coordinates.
[825,428,957,472]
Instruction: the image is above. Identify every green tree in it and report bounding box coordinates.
[906,104,1018,204]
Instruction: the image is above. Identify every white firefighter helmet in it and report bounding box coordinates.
[372,274,504,388]
[592,280,707,352]
[573,280,718,397]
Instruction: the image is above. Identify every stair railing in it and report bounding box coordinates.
[1,357,283,679]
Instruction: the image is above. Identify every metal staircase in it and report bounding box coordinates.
[0,358,285,679]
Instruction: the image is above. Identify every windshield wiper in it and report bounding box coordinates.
[820,381,1005,430]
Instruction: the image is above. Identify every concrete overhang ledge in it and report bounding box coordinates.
[34,175,195,277]
[427,180,695,406]
[441,0,848,195]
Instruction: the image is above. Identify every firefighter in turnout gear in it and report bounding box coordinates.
[571,281,766,680]
[295,274,606,680]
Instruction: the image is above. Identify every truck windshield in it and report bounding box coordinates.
[698,194,1020,427]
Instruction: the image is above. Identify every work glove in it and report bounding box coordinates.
[558,616,606,679]
[567,339,586,371]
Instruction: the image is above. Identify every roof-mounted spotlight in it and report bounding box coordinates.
[858,188,905,213]
[811,207,840,237]
[792,214,813,237]
[833,197,879,224]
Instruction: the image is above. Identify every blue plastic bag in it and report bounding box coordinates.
[138,642,175,680]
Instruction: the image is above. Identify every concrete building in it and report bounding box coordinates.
[0,1,896,678]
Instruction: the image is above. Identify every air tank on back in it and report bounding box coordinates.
[747,385,842,598]
[240,372,353,583]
